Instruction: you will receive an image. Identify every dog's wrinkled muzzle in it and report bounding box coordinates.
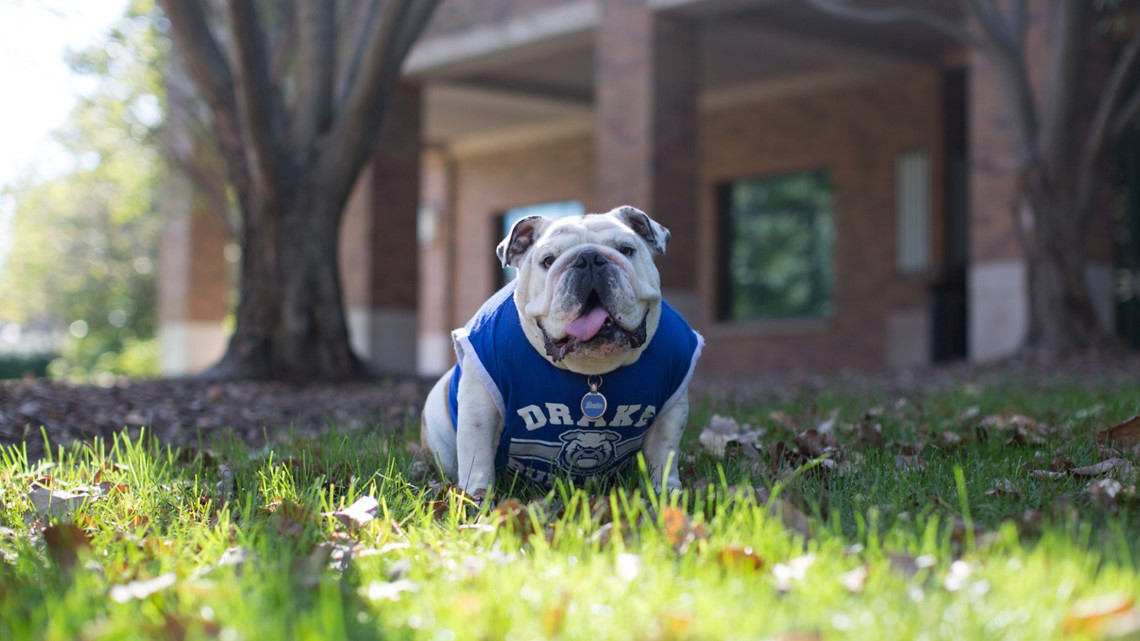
[538,313,648,362]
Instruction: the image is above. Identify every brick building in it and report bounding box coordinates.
[158,0,1118,379]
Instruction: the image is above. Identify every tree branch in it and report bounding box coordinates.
[1008,0,1027,48]
[1040,0,1086,176]
[1104,33,1140,143]
[161,139,239,239]
[291,0,334,148]
[323,0,440,208]
[1112,81,1140,140]
[323,0,413,196]
[156,0,250,210]
[269,0,296,88]
[963,0,1016,51]
[954,0,1039,164]
[336,0,381,105]
[390,1,441,68]
[1076,30,1140,217]
[803,0,987,49]
[225,0,290,201]
[335,0,391,115]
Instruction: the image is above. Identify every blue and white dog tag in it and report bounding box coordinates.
[580,376,608,420]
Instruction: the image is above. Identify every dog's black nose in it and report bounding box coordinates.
[573,249,608,269]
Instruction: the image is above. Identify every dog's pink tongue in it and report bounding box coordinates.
[564,307,610,341]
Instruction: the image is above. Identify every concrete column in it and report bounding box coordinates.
[594,0,699,316]
[967,0,1116,360]
[157,174,231,375]
[339,82,423,374]
[966,2,1043,362]
[416,148,457,376]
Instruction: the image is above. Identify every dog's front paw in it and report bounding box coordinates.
[652,479,683,497]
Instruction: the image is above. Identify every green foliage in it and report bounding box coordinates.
[724,170,835,321]
[0,353,55,380]
[1,383,1138,640]
[0,0,169,380]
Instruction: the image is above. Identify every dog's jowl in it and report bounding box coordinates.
[421,205,703,496]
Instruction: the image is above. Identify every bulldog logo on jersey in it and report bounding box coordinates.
[558,429,621,473]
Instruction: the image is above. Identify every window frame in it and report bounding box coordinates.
[716,169,836,324]
[493,200,585,287]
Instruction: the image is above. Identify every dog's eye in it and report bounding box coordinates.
[541,255,556,269]
[619,245,636,257]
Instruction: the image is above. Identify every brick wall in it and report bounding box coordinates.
[439,68,946,377]
[423,0,588,39]
[967,0,1052,264]
[158,204,231,324]
[451,135,596,324]
[698,68,945,376]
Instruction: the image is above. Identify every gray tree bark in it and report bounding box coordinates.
[806,0,1140,353]
[156,0,439,380]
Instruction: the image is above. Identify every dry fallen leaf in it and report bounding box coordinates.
[487,498,538,540]
[717,546,765,571]
[1062,593,1140,637]
[1071,458,1135,478]
[840,565,870,593]
[772,554,815,592]
[615,553,642,581]
[663,613,694,639]
[698,414,766,457]
[887,552,935,579]
[769,411,799,431]
[793,429,837,458]
[943,559,972,592]
[361,579,418,602]
[661,507,707,553]
[752,488,813,539]
[541,602,567,638]
[1050,456,1075,473]
[1086,478,1127,509]
[42,522,91,571]
[329,495,379,529]
[895,454,927,472]
[949,518,986,545]
[216,464,235,501]
[985,479,1022,500]
[1096,416,1140,449]
[109,573,177,603]
[28,486,91,519]
[939,431,965,449]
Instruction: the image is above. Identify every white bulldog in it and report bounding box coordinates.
[420,205,703,497]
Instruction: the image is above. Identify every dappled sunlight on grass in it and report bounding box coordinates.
[0,381,1138,640]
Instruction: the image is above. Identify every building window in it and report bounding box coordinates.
[719,170,834,321]
[497,200,584,285]
[896,149,932,273]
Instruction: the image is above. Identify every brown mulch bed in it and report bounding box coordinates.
[0,377,435,461]
[1,349,1138,461]
[692,348,1140,404]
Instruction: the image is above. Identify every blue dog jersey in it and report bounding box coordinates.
[447,282,703,485]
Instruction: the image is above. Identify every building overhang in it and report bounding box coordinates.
[409,0,964,155]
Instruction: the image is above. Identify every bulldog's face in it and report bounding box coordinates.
[497,205,671,376]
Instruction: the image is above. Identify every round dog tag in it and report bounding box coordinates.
[581,375,607,420]
[581,391,607,419]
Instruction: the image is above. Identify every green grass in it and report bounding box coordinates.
[2,381,1139,640]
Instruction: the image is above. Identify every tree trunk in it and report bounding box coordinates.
[1023,175,1104,352]
[202,174,365,381]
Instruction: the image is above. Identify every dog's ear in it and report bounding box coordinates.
[497,215,549,268]
[611,205,670,255]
